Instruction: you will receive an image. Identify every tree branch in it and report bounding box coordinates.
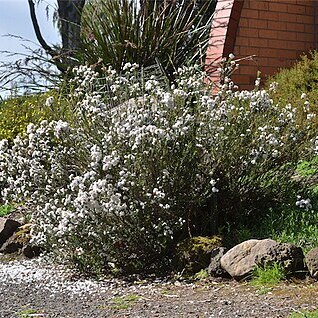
[27,0,66,73]
[28,0,55,55]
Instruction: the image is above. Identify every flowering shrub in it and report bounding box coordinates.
[0,61,317,275]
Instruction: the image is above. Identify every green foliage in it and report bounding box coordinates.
[194,268,209,280]
[0,94,47,141]
[254,204,318,255]
[273,208,318,254]
[297,156,318,178]
[108,295,140,310]
[0,205,12,217]
[17,309,39,318]
[251,263,286,287]
[0,91,74,142]
[268,51,318,113]
[253,155,318,254]
[80,0,216,80]
[289,309,318,318]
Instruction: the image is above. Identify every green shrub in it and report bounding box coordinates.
[0,94,47,141]
[0,91,74,142]
[0,204,12,217]
[268,51,318,116]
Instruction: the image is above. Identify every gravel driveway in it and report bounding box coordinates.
[1,256,318,318]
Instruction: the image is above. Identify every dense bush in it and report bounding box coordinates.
[255,52,318,251]
[268,51,318,113]
[0,61,317,275]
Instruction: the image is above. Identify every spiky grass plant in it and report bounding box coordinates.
[80,0,216,80]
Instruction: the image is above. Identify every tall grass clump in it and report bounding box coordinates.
[79,0,216,81]
[251,263,286,287]
[0,59,317,275]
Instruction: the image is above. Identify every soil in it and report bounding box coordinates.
[0,255,318,318]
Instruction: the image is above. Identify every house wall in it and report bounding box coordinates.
[206,0,317,90]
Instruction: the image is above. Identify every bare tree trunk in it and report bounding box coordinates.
[57,0,86,53]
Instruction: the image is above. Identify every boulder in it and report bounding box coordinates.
[305,247,318,278]
[0,223,41,258]
[220,239,304,280]
[176,236,222,274]
[208,247,229,277]
[0,217,21,248]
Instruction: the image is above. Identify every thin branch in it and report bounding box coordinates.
[27,0,66,73]
[28,0,55,55]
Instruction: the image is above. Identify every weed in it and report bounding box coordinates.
[0,205,12,217]
[194,269,209,280]
[289,309,318,317]
[251,263,286,287]
[107,295,140,310]
[255,286,273,295]
[17,308,40,318]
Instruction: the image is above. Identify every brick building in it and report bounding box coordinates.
[206,0,318,89]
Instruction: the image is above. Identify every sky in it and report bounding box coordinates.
[0,0,60,96]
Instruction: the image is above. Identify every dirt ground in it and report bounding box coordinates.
[1,262,318,318]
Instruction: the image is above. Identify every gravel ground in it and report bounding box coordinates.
[1,255,318,318]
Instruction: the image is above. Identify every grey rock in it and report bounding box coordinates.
[0,217,21,248]
[22,245,42,258]
[221,239,304,280]
[255,242,304,273]
[208,247,229,277]
[305,247,318,278]
[0,235,22,254]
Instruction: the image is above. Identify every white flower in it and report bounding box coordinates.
[301,93,307,100]
[54,121,70,137]
[45,96,54,107]
[296,197,312,211]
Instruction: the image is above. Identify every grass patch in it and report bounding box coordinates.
[194,268,209,280]
[289,309,318,317]
[17,309,40,318]
[107,295,140,310]
[0,205,13,217]
[255,286,273,295]
[250,263,286,287]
